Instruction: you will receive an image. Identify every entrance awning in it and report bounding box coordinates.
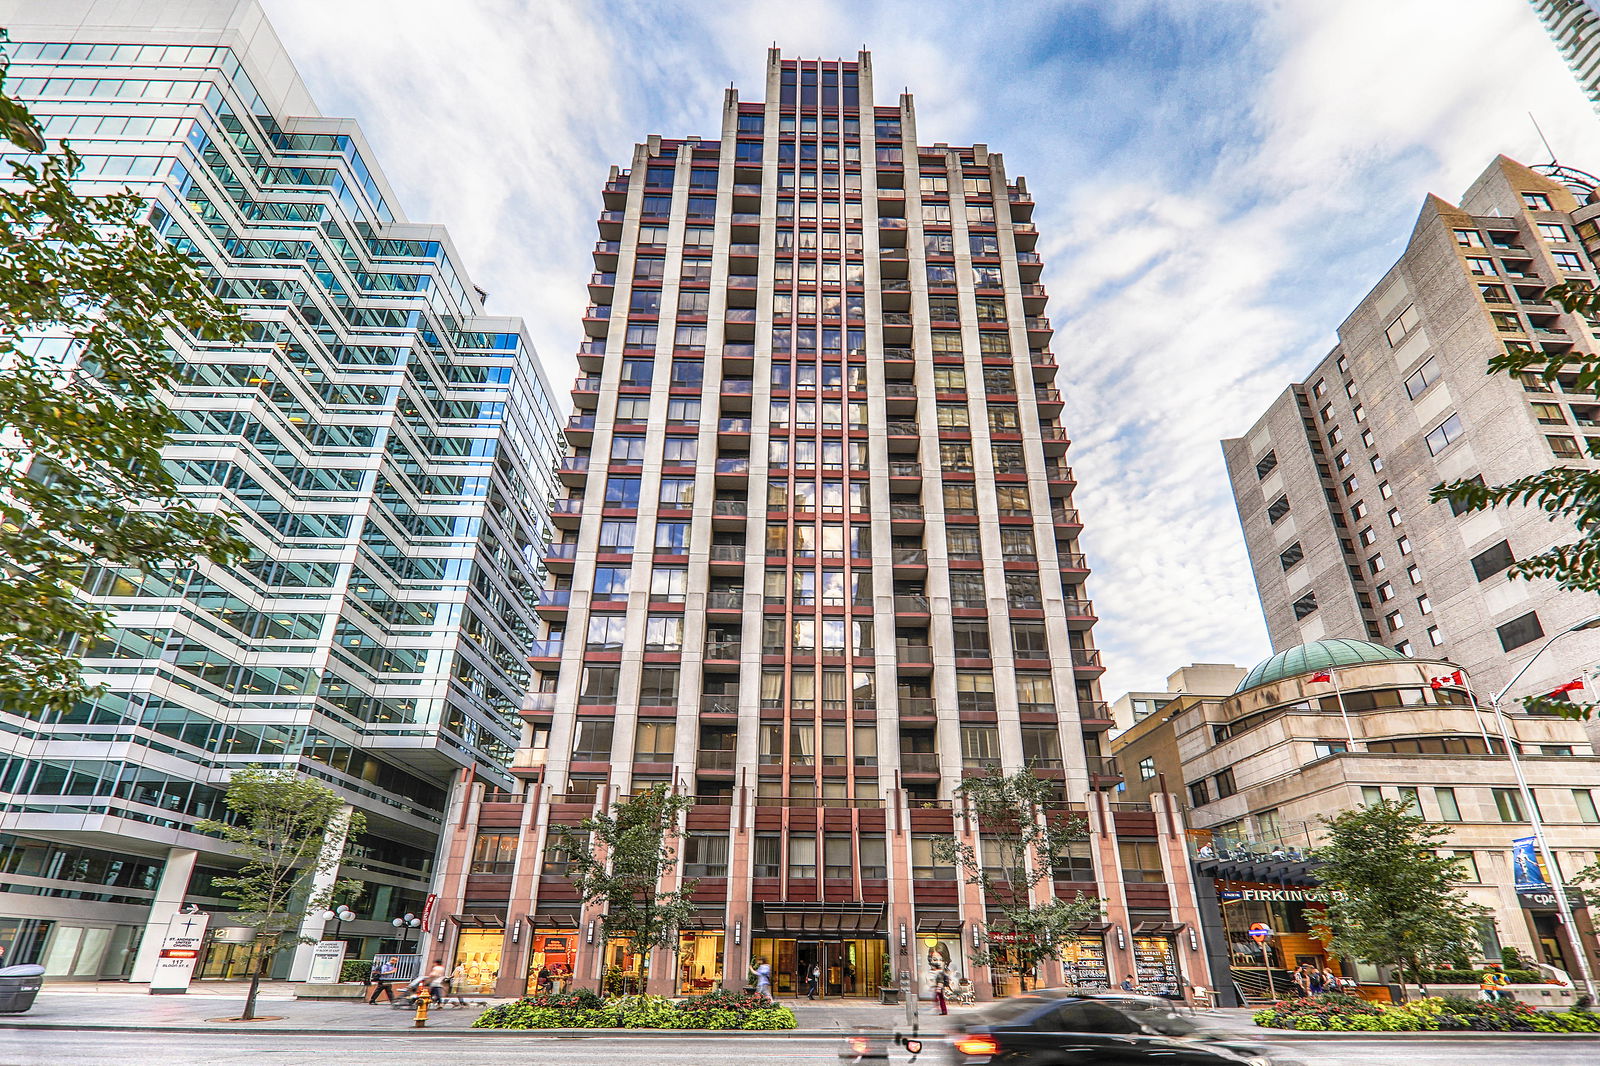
[1065,921,1111,936]
[756,902,886,934]
[451,913,506,929]
[527,912,579,929]
[1130,921,1187,936]
[915,916,964,934]
[680,912,726,930]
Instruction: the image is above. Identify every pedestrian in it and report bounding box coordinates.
[805,962,820,1000]
[1120,974,1136,992]
[1197,843,1215,859]
[751,956,773,1003]
[1291,965,1311,998]
[368,955,399,1004]
[426,958,447,1004]
[1320,966,1339,996]
[931,965,950,1016]
[537,965,552,994]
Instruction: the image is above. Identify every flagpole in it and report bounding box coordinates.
[1456,673,1498,755]
[1328,670,1358,750]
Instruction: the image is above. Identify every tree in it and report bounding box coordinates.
[1309,800,1488,999]
[0,49,248,719]
[1433,275,1600,719]
[930,767,1100,989]
[194,767,366,1021]
[552,783,697,994]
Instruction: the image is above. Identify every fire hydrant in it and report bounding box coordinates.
[414,992,429,1028]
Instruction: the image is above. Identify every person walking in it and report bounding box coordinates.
[536,965,552,994]
[805,962,820,1000]
[931,966,950,1016]
[425,959,447,1004]
[1320,966,1339,995]
[751,956,773,1003]
[367,955,399,1004]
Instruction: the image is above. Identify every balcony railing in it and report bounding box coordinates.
[715,457,750,476]
[899,753,940,774]
[528,639,564,658]
[700,694,739,714]
[697,749,736,770]
[537,588,573,607]
[717,417,752,434]
[706,590,744,609]
[721,379,754,395]
[545,542,578,560]
[1070,648,1103,669]
[1061,597,1096,618]
[898,696,935,716]
[885,420,919,436]
[1086,755,1120,779]
[728,274,758,288]
[897,643,934,663]
[704,640,741,660]
[708,544,746,561]
[711,499,747,517]
[892,549,927,566]
[1060,552,1089,569]
[888,461,922,478]
[894,594,930,613]
[557,456,589,474]
[890,503,924,520]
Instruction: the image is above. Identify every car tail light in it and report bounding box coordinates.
[954,1034,1000,1056]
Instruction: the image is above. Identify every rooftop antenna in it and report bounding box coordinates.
[1531,111,1558,165]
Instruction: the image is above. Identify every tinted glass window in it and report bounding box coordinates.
[1045,1002,1144,1034]
[973,996,1050,1026]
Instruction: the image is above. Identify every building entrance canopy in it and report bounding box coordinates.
[756,902,885,935]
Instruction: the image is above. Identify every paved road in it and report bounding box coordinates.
[2,1030,1598,1066]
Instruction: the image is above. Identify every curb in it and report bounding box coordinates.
[0,1022,848,1038]
[1247,1029,1600,1041]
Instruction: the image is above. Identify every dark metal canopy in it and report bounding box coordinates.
[680,912,727,930]
[451,913,506,929]
[1131,921,1187,936]
[527,912,579,929]
[756,902,886,934]
[915,915,964,934]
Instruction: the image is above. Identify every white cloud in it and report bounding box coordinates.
[259,0,1600,701]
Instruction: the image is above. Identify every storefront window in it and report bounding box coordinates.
[1132,936,1178,996]
[919,935,964,996]
[605,936,648,994]
[1060,936,1109,989]
[453,931,502,993]
[525,930,576,994]
[750,936,885,997]
[677,932,724,993]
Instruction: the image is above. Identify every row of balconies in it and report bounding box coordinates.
[553,453,1077,490]
[591,239,1044,284]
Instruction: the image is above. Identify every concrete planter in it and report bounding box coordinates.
[294,982,368,1000]
[1418,982,1578,1008]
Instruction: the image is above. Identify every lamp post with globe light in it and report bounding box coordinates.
[321,904,356,942]
[392,912,421,954]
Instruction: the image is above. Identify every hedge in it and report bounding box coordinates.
[1253,993,1600,1033]
[472,988,797,1031]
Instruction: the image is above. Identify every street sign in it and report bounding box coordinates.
[150,912,211,994]
[306,939,347,984]
[1247,923,1273,943]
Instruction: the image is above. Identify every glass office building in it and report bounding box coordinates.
[0,0,561,980]
[432,48,1202,1002]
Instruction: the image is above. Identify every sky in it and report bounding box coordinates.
[264,0,1600,700]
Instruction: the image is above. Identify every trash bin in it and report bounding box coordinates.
[0,965,45,1014]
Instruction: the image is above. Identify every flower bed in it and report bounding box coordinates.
[471,988,797,1030]
[1253,993,1600,1033]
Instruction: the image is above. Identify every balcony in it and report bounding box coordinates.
[704,640,742,663]
[898,696,936,717]
[1062,598,1096,628]
[1030,350,1057,381]
[528,638,564,661]
[1011,220,1039,251]
[1039,424,1069,455]
[724,306,757,339]
[1051,506,1082,532]
[1035,386,1063,416]
[1015,250,1042,279]
[885,420,919,453]
[706,589,744,611]
[715,457,750,485]
[896,644,934,669]
[882,349,916,379]
[716,417,751,443]
[899,752,941,775]
[890,502,924,528]
[697,749,736,772]
[549,497,584,528]
[884,381,918,413]
[1070,648,1104,674]
[1086,755,1122,787]
[535,588,572,617]
[892,548,928,569]
[557,455,589,486]
[1079,701,1114,731]
[711,499,746,530]
[543,542,578,570]
[720,378,754,412]
[894,593,930,615]
[723,343,756,369]
[880,247,909,278]
[588,272,615,300]
[700,693,740,715]
[565,413,596,446]
[728,243,760,260]
[888,460,922,481]
[708,544,746,572]
[1060,552,1090,574]
[593,241,621,268]
[571,375,601,407]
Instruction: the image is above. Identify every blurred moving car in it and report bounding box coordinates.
[1076,993,1303,1066]
[945,994,1279,1065]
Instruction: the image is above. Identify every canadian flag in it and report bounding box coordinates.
[1544,679,1586,698]
[1429,670,1466,690]
[1308,671,1332,683]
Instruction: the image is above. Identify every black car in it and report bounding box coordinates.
[1074,994,1302,1066]
[946,995,1268,1066]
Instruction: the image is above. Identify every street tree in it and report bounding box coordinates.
[0,49,248,719]
[195,767,366,1021]
[1433,275,1600,718]
[930,767,1100,989]
[551,783,697,994]
[1309,799,1488,998]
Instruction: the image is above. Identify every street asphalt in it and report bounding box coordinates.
[2,1030,1600,1066]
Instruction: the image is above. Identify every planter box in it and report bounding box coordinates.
[295,982,368,1000]
[878,986,902,1005]
[1421,982,1577,1008]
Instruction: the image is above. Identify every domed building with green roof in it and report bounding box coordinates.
[1111,643,1600,1005]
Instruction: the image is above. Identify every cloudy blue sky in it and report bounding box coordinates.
[264,0,1600,698]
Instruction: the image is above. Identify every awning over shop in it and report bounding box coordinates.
[1065,921,1111,936]
[914,915,964,934]
[756,902,886,934]
[451,913,506,929]
[1195,856,1321,888]
[680,912,727,930]
[527,912,579,929]
[1130,921,1187,936]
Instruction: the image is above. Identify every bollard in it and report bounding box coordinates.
[414,992,429,1028]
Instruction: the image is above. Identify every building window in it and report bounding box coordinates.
[1292,592,1318,620]
[1496,611,1544,652]
[1493,787,1526,823]
[1350,501,1368,521]
[1533,403,1567,425]
[1427,625,1443,646]
[1342,475,1360,496]
[1187,780,1210,806]
[1361,428,1375,448]
[1358,527,1376,547]
[1470,540,1515,581]
[1435,787,1462,822]
[1379,481,1393,499]
[1454,229,1484,247]
[1279,543,1304,571]
[1335,450,1352,470]
[1398,535,1412,555]
[1118,840,1166,883]
[1575,790,1600,824]
[1523,192,1552,211]
[1441,850,1480,883]
[1255,451,1278,479]
[752,834,780,878]
[1424,413,1464,455]
[1376,582,1395,602]
[1403,359,1440,402]
[1554,251,1584,272]
[1313,741,1347,759]
[1386,304,1422,346]
[1361,786,1384,806]
[1395,640,1412,655]
[1267,495,1291,523]
[1213,767,1236,799]
[911,835,952,880]
[682,833,729,877]
[1353,403,1365,422]
[1466,257,1496,276]
[1406,564,1422,585]
[1538,222,1569,241]
[470,832,519,874]
[1368,554,1385,574]
[1312,379,1327,398]
[1417,595,1432,614]
[1549,435,1582,459]
[1328,426,1344,447]
[1386,611,1404,632]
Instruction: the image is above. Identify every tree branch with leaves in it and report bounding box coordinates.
[552,784,698,994]
[930,767,1100,987]
[194,767,366,1020]
[0,47,248,720]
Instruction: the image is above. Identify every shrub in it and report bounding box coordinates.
[470,990,797,1030]
[1255,995,1596,1033]
[678,988,770,1013]
[339,959,371,983]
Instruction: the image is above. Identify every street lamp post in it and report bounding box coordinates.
[392,912,421,954]
[321,905,356,941]
[1481,613,1600,1003]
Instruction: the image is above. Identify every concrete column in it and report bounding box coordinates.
[287,804,355,980]
[129,846,199,983]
